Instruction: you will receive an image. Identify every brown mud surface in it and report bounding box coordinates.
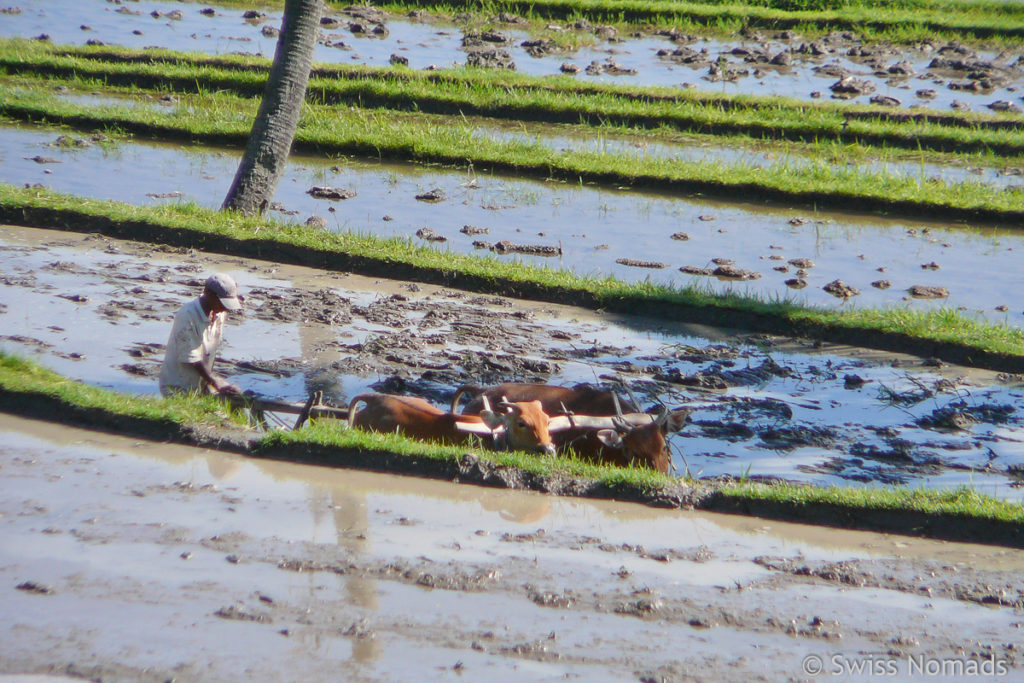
[1,412,1022,681]
[2,224,1024,505]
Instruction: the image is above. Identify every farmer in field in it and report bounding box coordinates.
[159,273,244,398]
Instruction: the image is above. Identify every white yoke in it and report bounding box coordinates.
[158,298,225,397]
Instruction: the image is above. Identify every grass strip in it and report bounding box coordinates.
[6,40,1024,154]
[705,481,1024,547]
[367,0,1024,43]
[3,184,1024,370]
[2,351,1022,547]
[4,77,1024,227]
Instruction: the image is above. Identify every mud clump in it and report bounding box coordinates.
[414,188,446,202]
[415,227,447,242]
[492,241,561,256]
[616,258,666,269]
[307,186,356,200]
[908,285,949,299]
[823,279,859,298]
[466,47,515,70]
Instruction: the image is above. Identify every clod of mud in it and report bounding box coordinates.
[460,225,489,235]
[870,94,901,107]
[466,47,515,70]
[872,280,892,289]
[917,402,1015,430]
[415,227,447,242]
[823,279,859,298]
[414,188,446,202]
[830,76,876,98]
[908,285,949,299]
[785,278,807,289]
[16,580,54,595]
[307,186,356,200]
[616,258,666,269]
[758,425,837,450]
[713,265,761,281]
[844,374,869,389]
[492,241,561,256]
[213,605,272,623]
[670,232,690,241]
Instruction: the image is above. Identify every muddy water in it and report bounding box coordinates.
[3,124,1022,325]
[2,225,1024,498]
[1,412,1022,681]
[3,0,1023,114]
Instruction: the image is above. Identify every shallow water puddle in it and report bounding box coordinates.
[1,413,1022,680]
[472,120,1024,191]
[3,125,1022,324]
[3,0,1023,113]
[2,225,1024,497]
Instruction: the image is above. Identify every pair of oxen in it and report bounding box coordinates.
[347,383,690,473]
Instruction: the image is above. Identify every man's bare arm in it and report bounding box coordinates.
[190,361,241,396]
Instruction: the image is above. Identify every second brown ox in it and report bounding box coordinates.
[452,383,690,473]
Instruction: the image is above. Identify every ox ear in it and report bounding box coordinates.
[595,429,624,449]
[665,408,691,433]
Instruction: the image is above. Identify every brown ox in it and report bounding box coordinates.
[451,382,636,417]
[348,393,558,455]
[553,407,691,473]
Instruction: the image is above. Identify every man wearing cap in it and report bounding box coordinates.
[159,273,244,398]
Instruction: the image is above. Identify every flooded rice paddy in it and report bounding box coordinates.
[2,412,1023,680]
[3,0,1024,114]
[2,226,1024,499]
[3,124,1023,325]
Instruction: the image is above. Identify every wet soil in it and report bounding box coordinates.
[2,225,1024,502]
[1,412,1022,681]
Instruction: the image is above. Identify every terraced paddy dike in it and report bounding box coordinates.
[4,0,1024,113]
[3,225,1024,498]
[4,124,1023,325]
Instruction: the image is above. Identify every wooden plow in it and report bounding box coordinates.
[228,391,349,431]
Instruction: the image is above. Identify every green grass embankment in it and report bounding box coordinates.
[3,60,1024,226]
[4,41,1023,156]
[4,184,1024,370]
[367,0,1024,43]
[2,351,1022,547]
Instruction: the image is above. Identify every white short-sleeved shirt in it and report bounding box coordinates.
[159,298,225,397]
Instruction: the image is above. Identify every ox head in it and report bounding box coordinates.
[479,396,558,456]
[593,405,690,473]
[558,395,688,473]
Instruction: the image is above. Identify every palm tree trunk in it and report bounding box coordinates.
[222,0,323,215]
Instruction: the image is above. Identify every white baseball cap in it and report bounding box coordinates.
[205,273,243,311]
